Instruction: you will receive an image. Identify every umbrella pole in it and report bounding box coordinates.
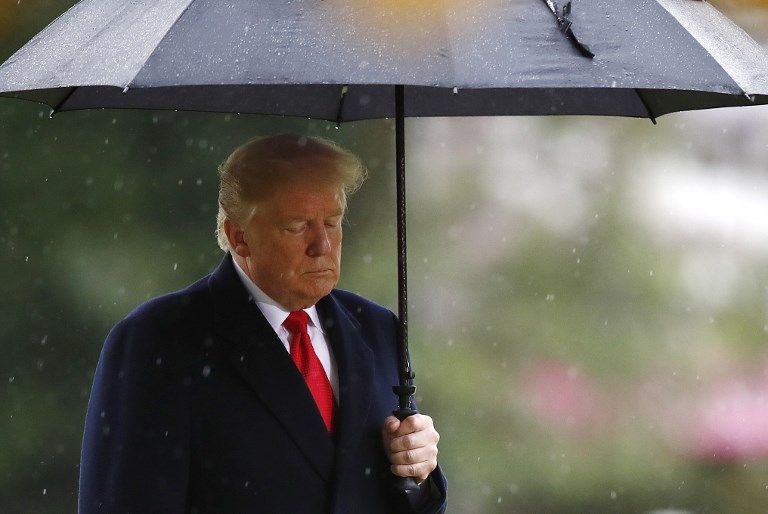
[391,85,420,490]
[393,84,417,418]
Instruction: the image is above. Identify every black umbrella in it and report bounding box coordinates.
[2,0,768,486]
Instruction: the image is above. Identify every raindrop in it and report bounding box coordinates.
[202,365,211,378]
[610,491,617,500]
[41,335,47,346]
[43,489,47,495]
[362,254,372,264]
[8,376,14,383]
[545,294,555,302]
[196,178,203,186]
[173,263,178,270]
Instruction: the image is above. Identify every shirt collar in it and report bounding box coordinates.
[231,255,324,333]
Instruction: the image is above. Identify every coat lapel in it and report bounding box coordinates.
[208,255,334,482]
[316,294,375,485]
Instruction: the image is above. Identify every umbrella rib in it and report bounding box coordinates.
[123,0,197,90]
[335,85,349,127]
[48,86,78,117]
[634,89,658,124]
[540,0,594,58]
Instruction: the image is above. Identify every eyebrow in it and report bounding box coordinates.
[283,211,343,222]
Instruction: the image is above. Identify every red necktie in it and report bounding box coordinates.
[283,310,335,433]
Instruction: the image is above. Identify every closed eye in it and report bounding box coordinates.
[284,222,307,234]
[325,216,343,228]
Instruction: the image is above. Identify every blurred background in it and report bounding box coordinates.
[2,1,768,512]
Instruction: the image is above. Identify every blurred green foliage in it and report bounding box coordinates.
[2,2,768,513]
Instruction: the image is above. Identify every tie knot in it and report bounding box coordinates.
[283,310,310,334]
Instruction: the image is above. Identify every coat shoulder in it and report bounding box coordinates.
[122,274,211,329]
[104,274,213,362]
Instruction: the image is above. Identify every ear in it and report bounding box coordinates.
[223,218,250,258]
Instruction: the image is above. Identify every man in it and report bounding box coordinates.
[78,134,447,513]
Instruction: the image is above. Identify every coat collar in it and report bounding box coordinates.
[207,254,374,484]
[316,293,374,477]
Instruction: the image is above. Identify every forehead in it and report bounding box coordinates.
[261,179,345,218]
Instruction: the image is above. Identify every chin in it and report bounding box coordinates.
[305,279,337,302]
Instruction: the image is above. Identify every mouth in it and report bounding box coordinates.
[303,269,333,276]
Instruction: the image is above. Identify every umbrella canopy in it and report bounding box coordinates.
[2,1,767,480]
[1,0,767,121]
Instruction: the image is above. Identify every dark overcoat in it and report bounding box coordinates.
[78,254,447,513]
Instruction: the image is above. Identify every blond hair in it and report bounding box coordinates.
[215,134,367,251]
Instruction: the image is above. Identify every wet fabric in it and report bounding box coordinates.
[1,0,767,120]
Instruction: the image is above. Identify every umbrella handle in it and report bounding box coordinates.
[391,403,421,491]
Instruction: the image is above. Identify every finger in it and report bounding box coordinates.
[390,461,436,482]
[392,414,433,436]
[381,416,400,440]
[388,445,438,465]
[388,429,438,453]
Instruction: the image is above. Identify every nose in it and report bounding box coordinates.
[306,224,331,257]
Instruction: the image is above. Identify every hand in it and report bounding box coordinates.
[381,414,440,483]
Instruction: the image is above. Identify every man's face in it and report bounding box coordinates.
[238,177,344,311]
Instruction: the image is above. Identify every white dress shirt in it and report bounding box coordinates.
[232,259,339,400]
